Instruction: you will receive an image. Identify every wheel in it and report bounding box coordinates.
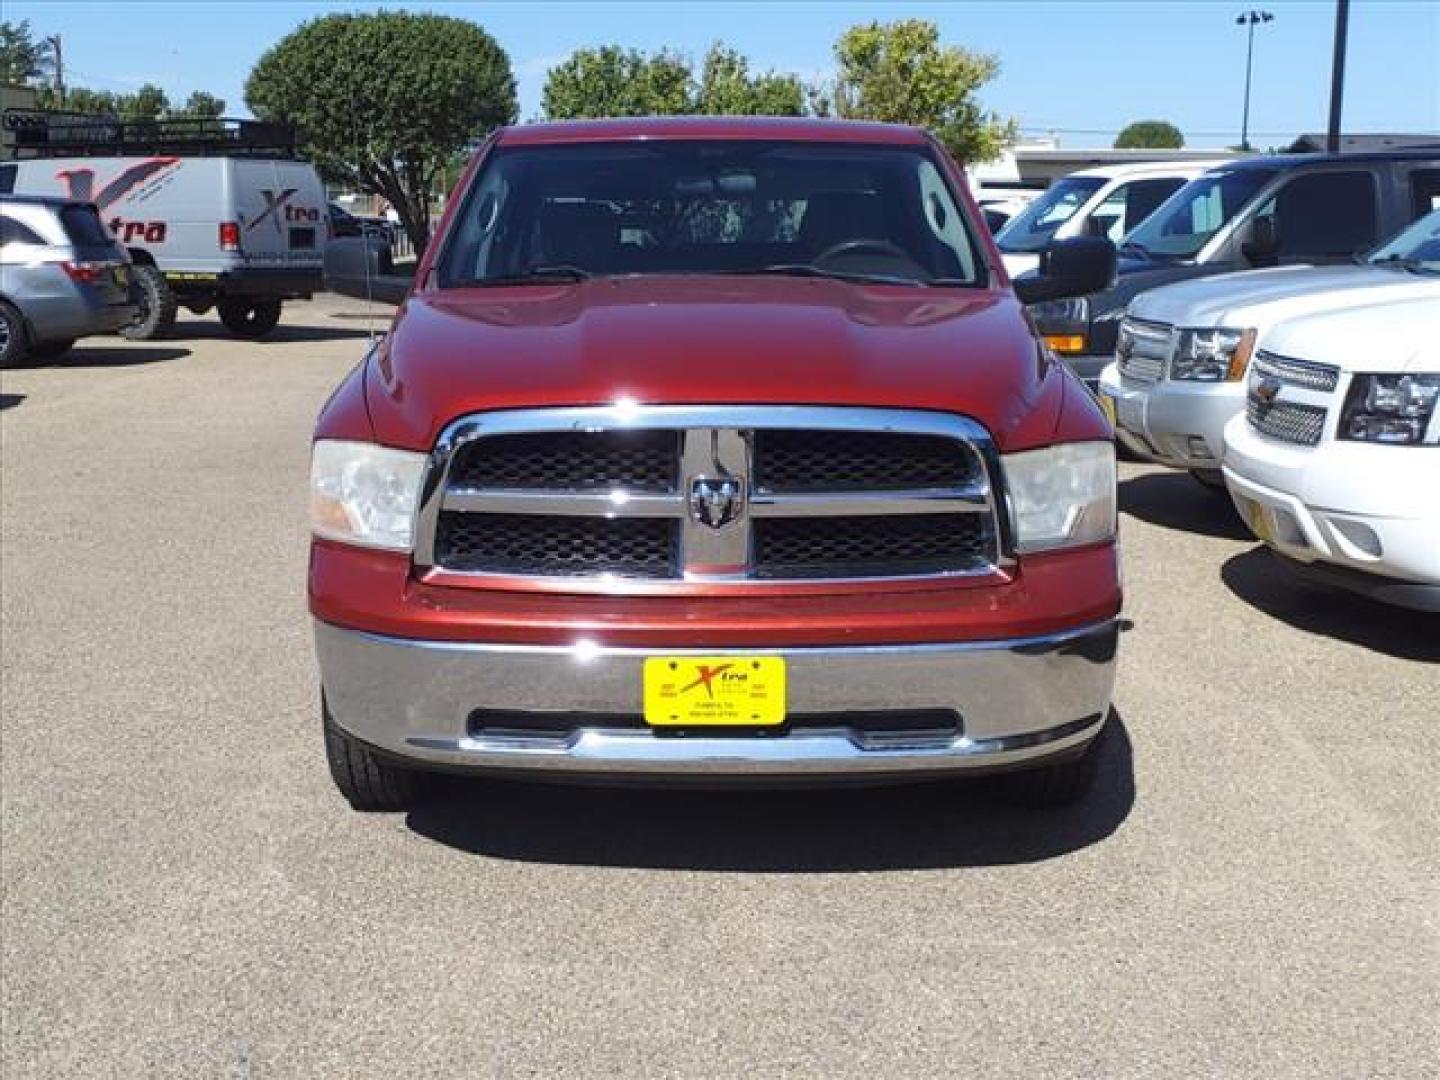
[0,301,28,367]
[121,264,177,340]
[323,701,433,812]
[1189,468,1227,491]
[29,338,75,361]
[997,716,1109,807]
[217,298,282,338]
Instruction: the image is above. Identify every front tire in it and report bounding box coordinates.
[217,298,282,338]
[0,301,28,367]
[122,265,178,340]
[323,702,433,812]
[997,716,1109,807]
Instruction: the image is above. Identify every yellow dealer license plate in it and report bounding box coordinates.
[1098,390,1118,428]
[644,657,787,727]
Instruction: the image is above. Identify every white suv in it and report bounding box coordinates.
[1222,294,1440,611]
[1098,209,1440,485]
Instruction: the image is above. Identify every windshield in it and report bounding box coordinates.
[993,176,1105,253]
[1367,208,1440,273]
[1122,168,1277,259]
[437,141,983,288]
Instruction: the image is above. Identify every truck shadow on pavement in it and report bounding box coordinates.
[25,345,191,369]
[1119,472,1251,541]
[405,713,1135,871]
[1221,547,1440,662]
[168,319,374,344]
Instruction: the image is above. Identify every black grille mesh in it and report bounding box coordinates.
[754,514,991,578]
[448,430,678,491]
[753,430,976,492]
[435,512,676,577]
[1246,399,1327,446]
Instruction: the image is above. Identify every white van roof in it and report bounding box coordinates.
[1064,160,1232,181]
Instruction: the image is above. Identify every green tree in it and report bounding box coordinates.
[542,46,691,119]
[695,43,804,116]
[1114,120,1184,149]
[826,19,1015,164]
[246,11,516,251]
[0,20,51,85]
[177,90,225,118]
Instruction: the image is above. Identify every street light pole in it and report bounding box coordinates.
[1236,10,1274,151]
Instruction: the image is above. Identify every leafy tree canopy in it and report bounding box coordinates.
[826,20,1015,164]
[0,20,50,85]
[543,42,804,119]
[1114,120,1184,149]
[246,11,516,250]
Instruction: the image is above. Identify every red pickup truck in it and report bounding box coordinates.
[312,118,1121,812]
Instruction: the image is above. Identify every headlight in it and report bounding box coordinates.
[1171,327,1256,382]
[1003,441,1117,553]
[310,439,428,550]
[1030,297,1090,355]
[1339,373,1440,445]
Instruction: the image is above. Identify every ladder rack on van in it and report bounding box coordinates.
[2,110,300,159]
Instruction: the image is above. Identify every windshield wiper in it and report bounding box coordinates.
[474,264,591,286]
[727,264,941,287]
[1119,241,1151,258]
[1369,253,1433,273]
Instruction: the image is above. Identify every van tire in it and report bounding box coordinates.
[218,298,282,338]
[0,301,28,367]
[122,265,177,341]
[323,702,433,812]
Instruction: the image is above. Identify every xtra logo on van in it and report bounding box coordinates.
[249,188,321,234]
[56,157,180,210]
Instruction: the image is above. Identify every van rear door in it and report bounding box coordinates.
[234,160,325,272]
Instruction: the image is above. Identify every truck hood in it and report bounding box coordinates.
[364,275,1070,452]
[1262,294,1440,375]
[1128,264,1436,327]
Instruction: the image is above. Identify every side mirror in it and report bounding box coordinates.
[1013,236,1117,305]
[323,236,411,305]
[1241,216,1279,265]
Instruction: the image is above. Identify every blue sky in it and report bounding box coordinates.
[8,1,1438,150]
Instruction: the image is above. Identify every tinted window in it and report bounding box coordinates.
[1260,171,1378,259]
[1087,177,1189,241]
[439,141,983,288]
[59,205,114,247]
[1410,169,1440,216]
[1123,168,1277,258]
[0,214,46,246]
[994,176,1105,252]
[0,165,16,195]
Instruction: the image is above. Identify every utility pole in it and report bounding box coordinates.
[1326,0,1350,152]
[45,33,64,108]
[1235,10,1274,151]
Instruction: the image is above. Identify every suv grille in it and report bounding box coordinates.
[1116,318,1171,384]
[1246,351,1341,446]
[418,408,1003,587]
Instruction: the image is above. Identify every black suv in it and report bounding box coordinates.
[1025,150,1440,385]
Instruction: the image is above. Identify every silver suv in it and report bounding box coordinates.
[0,195,136,366]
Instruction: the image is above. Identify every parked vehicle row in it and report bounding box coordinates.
[1026,149,1440,385]
[1098,210,1440,610]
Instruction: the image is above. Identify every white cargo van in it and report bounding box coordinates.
[0,113,325,339]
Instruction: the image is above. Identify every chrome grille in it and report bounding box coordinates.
[416,407,1004,588]
[1116,317,1172,384]
[1245,399,1327,446]
[1246,350,1341,446]
[1251,350,1341,393]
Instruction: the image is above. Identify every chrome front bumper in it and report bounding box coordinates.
[315,620,1118,778]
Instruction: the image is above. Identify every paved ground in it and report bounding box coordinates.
[3,296,1438,1078]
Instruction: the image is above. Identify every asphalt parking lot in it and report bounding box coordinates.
[3,295,1438,1078]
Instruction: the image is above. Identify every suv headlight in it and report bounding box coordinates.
[1003,441,1117,553]
[1339,374,1440,445]
[1171,328,1256,382]
[310,440,428,550]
